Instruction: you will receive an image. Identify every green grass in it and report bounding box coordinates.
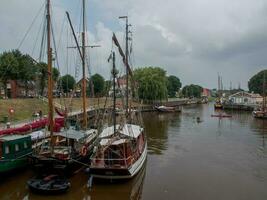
[0,98,48,123]
[0,97,144,124]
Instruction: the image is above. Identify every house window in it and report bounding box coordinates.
[244,98,248,103]
[15,144,19,151]
[5,146,10,154]
[24,142,28,149]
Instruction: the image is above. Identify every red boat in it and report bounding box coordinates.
[0,117,64,136]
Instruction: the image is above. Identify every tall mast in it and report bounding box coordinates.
[119,16,129,116]
[47,0,54,150]
[82,0,87,129]
[112,52,116,134]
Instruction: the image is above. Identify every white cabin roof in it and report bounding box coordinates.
[99,124,143,139]
[100,138,127,146]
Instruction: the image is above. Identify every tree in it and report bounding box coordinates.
[167,75,182,97]
[13,50,37,96]
[59,74,76,93]
[90,73,105,97]
[52,67,60,82]
[134,67,168,102]
[36,62,60,96]
[182,84,203,98]
[0,51,19,97]
[248,69,267,95]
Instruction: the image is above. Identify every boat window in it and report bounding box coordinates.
[15,144,19,151]
[24,141,28,149]
[5,146,10,154]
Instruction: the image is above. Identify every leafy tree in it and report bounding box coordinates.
[167,75,182,97]
[36,62,60,96]
[89,73,105,97]
[13,50,37,96]
[134,67,168,102]
[59,74,76,93]
[248,70,267,95]
[37,62,47,96]
[0,51,19,97]
[52,67,60,82]
[182,84,203,98]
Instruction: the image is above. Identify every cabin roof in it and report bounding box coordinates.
[55,129,97,141]
[0,134,31,142]
[100,138,127,146]
[100,124,143,139]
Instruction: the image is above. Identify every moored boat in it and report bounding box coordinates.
[30,0,98,174]
[155,105,181,112]
[214,100,223,109]
[0,134,32,174]
[27,174,70,194]
[90,124,147,179]
[252,110,267,119]
[89,32,147,180]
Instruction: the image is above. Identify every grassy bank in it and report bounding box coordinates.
[0,99,48,123]
[0,97,142,124]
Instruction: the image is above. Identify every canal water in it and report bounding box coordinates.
[1,103,267,200]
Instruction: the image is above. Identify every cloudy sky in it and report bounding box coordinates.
[1,0,267,89]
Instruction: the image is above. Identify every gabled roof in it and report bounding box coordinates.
[229,91,259,98]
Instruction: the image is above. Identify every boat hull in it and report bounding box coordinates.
[252,111,267,119]
[0,158,28,174]
[90,142,147,179]
[214,104,223,109]
[155,106,181,113]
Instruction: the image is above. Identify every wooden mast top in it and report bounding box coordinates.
[47,0,54,151]
[82,0,87,129]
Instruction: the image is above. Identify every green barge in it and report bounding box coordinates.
[0,135,32,174]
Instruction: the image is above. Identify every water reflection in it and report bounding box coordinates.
[87,166,146,200]
[142,112,181,155]
[0,166,146,200]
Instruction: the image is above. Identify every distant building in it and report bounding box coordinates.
[228,91,262,105]
[202,88,211,97]
[76,78,90,97]
[0,80,37,98]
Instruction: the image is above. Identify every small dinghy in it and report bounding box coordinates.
[27,174,70,194]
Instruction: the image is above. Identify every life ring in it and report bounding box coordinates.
[81,146,87,156]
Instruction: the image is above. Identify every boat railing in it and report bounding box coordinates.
[91,148,144,168]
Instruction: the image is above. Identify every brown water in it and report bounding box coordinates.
[1,103,267,200]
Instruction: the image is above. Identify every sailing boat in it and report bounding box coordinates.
[253,70,267,119]
[31,0,97,172]
[214,74,223,109]
[89,24,147,180]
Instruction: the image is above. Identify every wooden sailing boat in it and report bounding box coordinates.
[89,20,147,180]
[31,0,97,171]
[253,70,267,119]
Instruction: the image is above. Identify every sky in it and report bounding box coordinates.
[1,0,267,90]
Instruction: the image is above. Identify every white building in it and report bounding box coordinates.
[228,92,262,105]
